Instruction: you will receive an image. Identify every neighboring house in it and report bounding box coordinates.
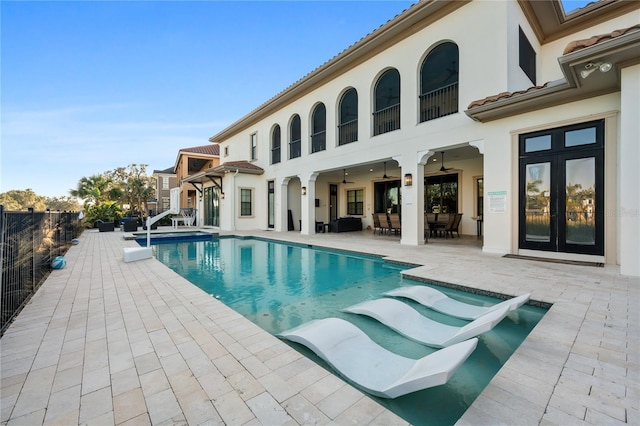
[149,167,178,216]
[174,144,221,224]
[192,0,639,276]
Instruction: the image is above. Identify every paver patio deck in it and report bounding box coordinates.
[1,227,638,425]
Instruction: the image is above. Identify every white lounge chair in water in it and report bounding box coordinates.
[384,286,530,320]
[278,317,477,399]
[343,298,510,348]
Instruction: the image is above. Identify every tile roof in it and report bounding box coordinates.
[563,24,640,55]
[467,83,550,109]
[219,161,264,172]
[180,144,220,156]
[153,167,175,174]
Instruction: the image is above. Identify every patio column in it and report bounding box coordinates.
[619,64,639,276]
[399,153,429,246]
[300,173,319,235]
[276,177,290,232]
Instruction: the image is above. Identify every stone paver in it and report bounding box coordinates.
[1,227,638,425]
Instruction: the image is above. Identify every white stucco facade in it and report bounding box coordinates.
[193,0,639,277]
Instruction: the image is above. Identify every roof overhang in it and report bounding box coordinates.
[181,162,264,185]
[518,0,639,43]
[465,27,640,123]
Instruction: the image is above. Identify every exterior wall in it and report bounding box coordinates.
[212,1,637,274]
[619,64,640,276]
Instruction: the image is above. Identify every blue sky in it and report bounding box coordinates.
[1,1,414,198]
[1,0,592,199]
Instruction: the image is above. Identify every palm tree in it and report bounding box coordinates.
[70,174,116,206]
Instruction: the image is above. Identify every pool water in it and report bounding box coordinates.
[154,237,546,425]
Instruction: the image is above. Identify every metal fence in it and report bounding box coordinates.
[0,206,82,335]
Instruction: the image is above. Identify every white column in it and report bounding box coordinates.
[275,177,290,232]
[300,173,319,235]
[619,64,640,277]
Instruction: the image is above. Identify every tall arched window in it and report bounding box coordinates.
[419,42,459,122]
[338,88,358,145]
[289,114,301,159]
[311,103,326,153]
[271,125,281,164]
[373,69,400,135]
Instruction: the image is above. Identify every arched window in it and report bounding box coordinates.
[271,125,281,164]
[311,103,326,153]
[338,88,358,145]
[373,69,400,135]
[419,42,459,122]
[289,115,301,159]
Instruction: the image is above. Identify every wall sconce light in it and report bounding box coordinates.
[580,61,612,79]
[220,192,225,199]
[301,187,307,195]
[404,174,413,187]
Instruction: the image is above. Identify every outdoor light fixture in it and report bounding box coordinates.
[580,61,612,79]
[404,173,413,186]
[301,187,307,195]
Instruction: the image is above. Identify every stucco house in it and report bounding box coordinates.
[149,167,178,216]
[184,0,639,277]
[174,144,221,223]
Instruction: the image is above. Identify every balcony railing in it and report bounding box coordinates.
[289,139,301,159]
[338,119,358,145]
[373,103,400,136]
[419,83,458,122]
[271,147,281,164]
[311,131,326,153]
[420,83,458,123]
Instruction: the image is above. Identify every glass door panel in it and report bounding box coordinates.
[268,181,275,229]
[564,157,595,246]
[525,162,551,243]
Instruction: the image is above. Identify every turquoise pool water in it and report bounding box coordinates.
[154,237,546,425]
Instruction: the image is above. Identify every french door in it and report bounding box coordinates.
[329,184,338,222]
[203,186,220,227]
[519,120,604,255]
[267,181,275,229]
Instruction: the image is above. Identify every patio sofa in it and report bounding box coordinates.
[97,221,115,232]
[330,217,362,233]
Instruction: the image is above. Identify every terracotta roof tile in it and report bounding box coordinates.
[220,161,264,172]
[181,144,220,156]
[467,83,550,109]
[563,24,640,55]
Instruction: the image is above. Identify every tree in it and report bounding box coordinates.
[46,196,81,211]
[70,174,121,207]
[108,164,155,217]
[0,189,47,210]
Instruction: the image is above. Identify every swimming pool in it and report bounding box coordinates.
[154,236,546,425]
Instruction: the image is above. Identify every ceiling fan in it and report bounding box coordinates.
[438,151,453,172]
[377,161,398,179]
[342,169,354,184]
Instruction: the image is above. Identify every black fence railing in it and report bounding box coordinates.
[373,103,400,136]
[311,131,326,153]
[419,82,458,123]
[338,119,358,145]
[0,206,82,335]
